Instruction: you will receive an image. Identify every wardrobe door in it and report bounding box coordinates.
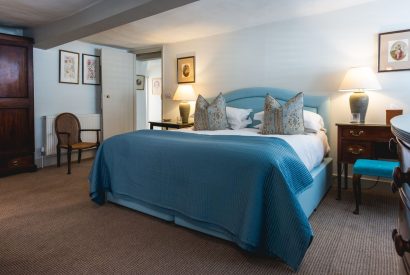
[0,34,36,176]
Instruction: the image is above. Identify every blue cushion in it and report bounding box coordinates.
[353,159,399,179]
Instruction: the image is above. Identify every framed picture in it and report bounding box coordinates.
[177,56,195,83]
[82,54,100,85]
[152,78,161,95]
[136,75,145,90]
[378,29,410,72]
[59,50,79,84]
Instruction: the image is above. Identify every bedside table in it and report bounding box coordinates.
[149,120,194,130]
[336,123,396,200]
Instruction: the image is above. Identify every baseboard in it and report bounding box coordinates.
[35,150,96,168]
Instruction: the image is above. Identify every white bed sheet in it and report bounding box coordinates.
[175,127,330,172]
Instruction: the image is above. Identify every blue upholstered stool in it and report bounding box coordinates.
[352,159,399,214]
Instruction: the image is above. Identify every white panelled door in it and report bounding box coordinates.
[101,48,135,140]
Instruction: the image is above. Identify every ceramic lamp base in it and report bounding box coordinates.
[179,101,190,124]
[350,92,369,123]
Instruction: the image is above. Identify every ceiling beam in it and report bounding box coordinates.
[29,0,198,49]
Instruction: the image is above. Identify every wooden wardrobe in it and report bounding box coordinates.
[0,33,36,176]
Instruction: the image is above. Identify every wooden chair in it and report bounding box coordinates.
[55,113,101,174]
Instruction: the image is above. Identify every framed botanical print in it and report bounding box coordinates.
[59,50,79,84]
[152,78,161,95]
[136,75,145,90]
[378,29,410,72]
[82,54,100,85]
[177,56,195,83]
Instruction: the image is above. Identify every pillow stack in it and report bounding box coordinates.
[193,91,324,135]
[254,94,325,134]
[194,94,252,131]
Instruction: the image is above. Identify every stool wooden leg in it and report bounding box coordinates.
[358,178,362,204]
[344,163,348,189]
[353,174,361,214]
[337,163,342,200]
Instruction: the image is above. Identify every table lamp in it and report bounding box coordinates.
[338,67,381,123]
[173,84,197,123]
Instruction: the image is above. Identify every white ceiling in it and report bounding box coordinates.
[0,0,103,27]
[82,0,376,49]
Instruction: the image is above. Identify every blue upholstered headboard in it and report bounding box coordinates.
[222,87,330,130]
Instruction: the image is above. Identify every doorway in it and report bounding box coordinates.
[135,51,162,130]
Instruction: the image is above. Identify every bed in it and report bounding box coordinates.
[89,87,333,271]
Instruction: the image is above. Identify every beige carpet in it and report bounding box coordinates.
[0,160,400,274]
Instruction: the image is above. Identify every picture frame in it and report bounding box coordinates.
[177,56,195,83]
[82,54,100,85]
[136,75,145,90]
[378,29,410,72]
[152,78,161,95]
[59,50,79,84]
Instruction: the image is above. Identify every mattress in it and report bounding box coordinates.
[175,127,330,171]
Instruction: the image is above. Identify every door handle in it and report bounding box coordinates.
[348,147,364,155]
[349,130,364,137]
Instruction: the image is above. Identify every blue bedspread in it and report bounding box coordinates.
[89,130,314,270]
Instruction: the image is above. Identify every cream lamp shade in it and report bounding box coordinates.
[339,67,381,92]
[173,85,197,123]
[338,67,381,123]
[173,84,197,101]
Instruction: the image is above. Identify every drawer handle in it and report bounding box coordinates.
[392,167,410,193]
[392,229,410,256]
[349,130,364,137]
[11,160,19,166]
[348,147,364,155]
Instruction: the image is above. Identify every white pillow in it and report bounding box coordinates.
[304,110,325,133]
[240,118,252,128]
[252,110,325,133]
[252,111,264,129]
[253,111,263,122]
[226,107,253,130]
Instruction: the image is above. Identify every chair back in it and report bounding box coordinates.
[55,113,81,146]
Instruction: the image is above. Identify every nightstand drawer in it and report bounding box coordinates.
[341,141,372,162]
[341,127,392,140]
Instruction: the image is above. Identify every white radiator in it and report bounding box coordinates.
[43,114,101,156]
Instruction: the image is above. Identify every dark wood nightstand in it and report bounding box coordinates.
[336,123,396,200]
[149,120,194,130]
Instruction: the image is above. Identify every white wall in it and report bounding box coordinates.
[146,59,162,123]
[136,60,148,130]
[135,58,162,130]
[162,0,410,172]
[34,40,104,164]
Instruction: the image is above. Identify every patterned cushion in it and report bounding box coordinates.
[261,92,305,135]
[194,93,229,131]
[193,95,209,130]
[260,96,281,134]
